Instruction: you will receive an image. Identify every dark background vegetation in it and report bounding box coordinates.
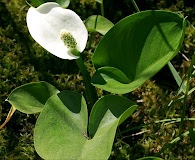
[0,0,195,159]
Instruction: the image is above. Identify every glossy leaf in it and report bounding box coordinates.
[34,92,137,159]
[85,95,137,159]
[92,10,186,94]
[85,15,114,35]
[7,81,59,114]
[34,91,88,159]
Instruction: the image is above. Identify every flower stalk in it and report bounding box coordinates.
[75,57,98,109]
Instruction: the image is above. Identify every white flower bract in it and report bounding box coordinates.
[26,2,88,59]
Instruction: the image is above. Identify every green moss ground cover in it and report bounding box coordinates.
[0,0,195,159]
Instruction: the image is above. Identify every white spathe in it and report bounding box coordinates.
[26,2,88,59]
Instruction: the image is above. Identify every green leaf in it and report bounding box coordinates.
[34,92,137,159]
[85,15,114,35]
[95,0,102,4]
[92,10,186,94]
[92,66,130,85]
[27,0,45,7]
[137,157,163,160]
[34,91,88,159]
[84,95,137,159]
[89,95,137,138]
[168,62,186,93]
[27,0,70,8]
[7,81,59,114]
[56,0,70,8]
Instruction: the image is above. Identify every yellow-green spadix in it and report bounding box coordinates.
[26,2,88,59]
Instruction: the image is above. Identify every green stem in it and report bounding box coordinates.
[101,0,104,17]
[75,57,98,109]
[87,16,98,48]
[131,0,140,12]
[88,0,104,48]
[87,32,94,48]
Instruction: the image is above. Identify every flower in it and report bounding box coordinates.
[26,2,88,59]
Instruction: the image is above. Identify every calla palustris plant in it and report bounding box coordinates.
[1,1,187,160]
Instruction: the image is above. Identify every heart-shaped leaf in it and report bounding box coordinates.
[92,10,186,94]
[83,95,137,159]
[34,91,137,159]
[34,91,88,159]
[7,81,59,114]
[85,15,114,35]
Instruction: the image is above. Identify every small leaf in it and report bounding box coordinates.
[7,81,59,114]
[85,15,114,35]
[56,0,70,8]
[92,10,186,94]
